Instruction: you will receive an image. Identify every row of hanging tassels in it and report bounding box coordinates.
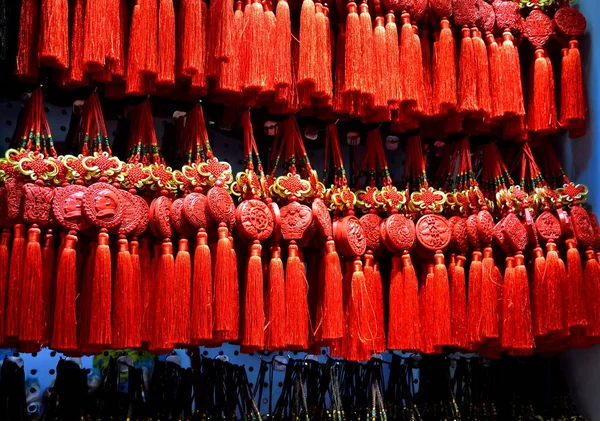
[0,89,598,361]
[15,0,586,139]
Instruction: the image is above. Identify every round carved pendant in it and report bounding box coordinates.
[554,7,586,39]
[535,210,561,242]
[524,208,539,246]
[477,0,495,34]
[466,214,482,248]
[570,205,595,248]
[476,210,494,244]
[280,201,313,241]
[452,218,469,255]
[453,0,477,27]
[207,186,235,225]
[428,0,452,20]
[334,215,367,257]
[236,199,274,242]
[152,196,173,239]
[131,195,150,237]
[415,214,451,252]
[312,197,333,238]
[385,214,416,252]
[83,182,124,229]
[493,0,520,32]
[522,9,553,49]
[268,202,282,243]
[114,190,140,236]
[170,198,196,236]
[52,185,91,231]
[22,184,54,225]
[359,213,382,252]
[183,193,211,230]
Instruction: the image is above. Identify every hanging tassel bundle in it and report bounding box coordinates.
[467,250,483,345]
[454,0,479,116]
[385,12,401,106]
[554,6,587,137]
[344,2,361,94]
[126,4,145,95]
[82,0,108,71]
[213,0,243,102]
[19,222,44,345]
[285,240,309,349]
[402,252,422,351]
[565,238,587,331]
[157,0,176,86]
[39,0,69,69]
[313,3,333,101]
[450,254,468,349]
[372,16,389,111]
[430,0,457,116]
[398,11,424,115]
[523,7,556,134]
[178,0,207,79]
[511,252,534,353]
[0,230,9,344]
[241,0,267,93]
[41,230,55,345]
[15,0,39,81]
[266,244,286,349]
[584,250,600,338]
[273,0,292,90]
[297,0,317,95]
[387,254,404,349]
[51,232,78,351]
[532,245,547,338]
[191,229,213,343]
[357,0,374,112]
[112,235,139,349]
[59,0,85,87]
[544,240,566,335]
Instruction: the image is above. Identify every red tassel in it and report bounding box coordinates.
[532,246,547,338]
[500,31,525,118]
[78,242,96,353]
[450,255,468,349]
[157,0,176,86]
[112,236,141,349]
[61,0,86,86]
[83,0,107,71]
[343,258,371,361]
[39,0,69,68]
[41,230,56,345]
[88,230,112,347]
[213,224,239,340]
[399,13,424,114]
[584,250,600,338]
[501,256,516,349]
[561,41,586,137]
[266,245,286,349]
[480,247,499,341]
[528,48,555,134]
[314,3,332,100]
[385,12,401,106]
[358,2,374,107]
[467,250,483,345]
[387,254,404,349]
[344,2,361,94]
[285,242,309,349]
[18,225,44,344]
[105,0,123,72]
[486,33,502,120]
[273,0,292,89]
[214,1,242,100]
[16,0,39,81]
[178,0,206,79]
[566,239,587,330]
[129,238,142,332]
[150,240,175,352]
[458,26,478,114]
[297,0,317,92]
[545,241,566,334]
[420,264,437,354]
[191,230,213,343]
[433,18,457,115]
[51,233,78,351]
[139,237,152,344]
[139,0,158,75]
[372,17,389,109]
[261,2,277,98]
[322,239,343,340]
[432,251,451,347]
[241,241,265,349]
[0,231,9,344]
[241,0,267,92]
[173,238,192,346]
[365,252,385,352]
[402,252,421,352]
[126,4,145,95]
[511,253,534,352]
[472,28,491,117]
[420,26,433,117]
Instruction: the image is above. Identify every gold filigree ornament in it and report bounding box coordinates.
[149,162,179,192]
[272,173,314,201]
[556,182,588,206]
[17,150,59,182]
[409,187,446,214]
[81,151,123,182]
[197,157,234,188]
[117,162,152,190]
[355,185,380,212]
[327,185,356,212]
